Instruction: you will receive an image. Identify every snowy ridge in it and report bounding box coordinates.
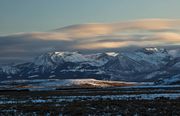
[0,47,180,83]
[34,52,114,67]
[1,66,19,75]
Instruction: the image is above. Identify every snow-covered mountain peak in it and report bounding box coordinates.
[34,51,89,66]
[52,51,87,62]
[53,51,80,56]
[34,51,112,67]
[144,47,159,52]
[119,47,171,69]
[1,47,180,84]
[106,52,119,57]
[139,47,168,54]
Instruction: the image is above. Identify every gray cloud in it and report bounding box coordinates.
[0,18,180,64]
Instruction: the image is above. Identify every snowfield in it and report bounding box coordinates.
[1,47,180,83]
[0,79,179,115]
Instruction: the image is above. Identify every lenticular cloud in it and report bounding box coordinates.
[0,18,180,63]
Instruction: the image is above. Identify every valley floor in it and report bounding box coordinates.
[0,85,179,115]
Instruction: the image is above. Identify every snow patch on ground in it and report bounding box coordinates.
[0,93,179,104]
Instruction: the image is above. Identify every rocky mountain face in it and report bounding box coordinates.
[0,47,180,83]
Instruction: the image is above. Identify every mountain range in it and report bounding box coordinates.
[0,47,180,84]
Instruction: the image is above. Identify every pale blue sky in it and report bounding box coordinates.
[0,0,180,34]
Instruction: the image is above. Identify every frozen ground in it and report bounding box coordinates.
[0,79,179,115]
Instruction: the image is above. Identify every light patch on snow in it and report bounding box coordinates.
[28,75,39,78]
[145,71,167,79]
[106,52,119,57]
[49,75,55,78]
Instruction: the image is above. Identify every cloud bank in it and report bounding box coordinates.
[0,19,180,64]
